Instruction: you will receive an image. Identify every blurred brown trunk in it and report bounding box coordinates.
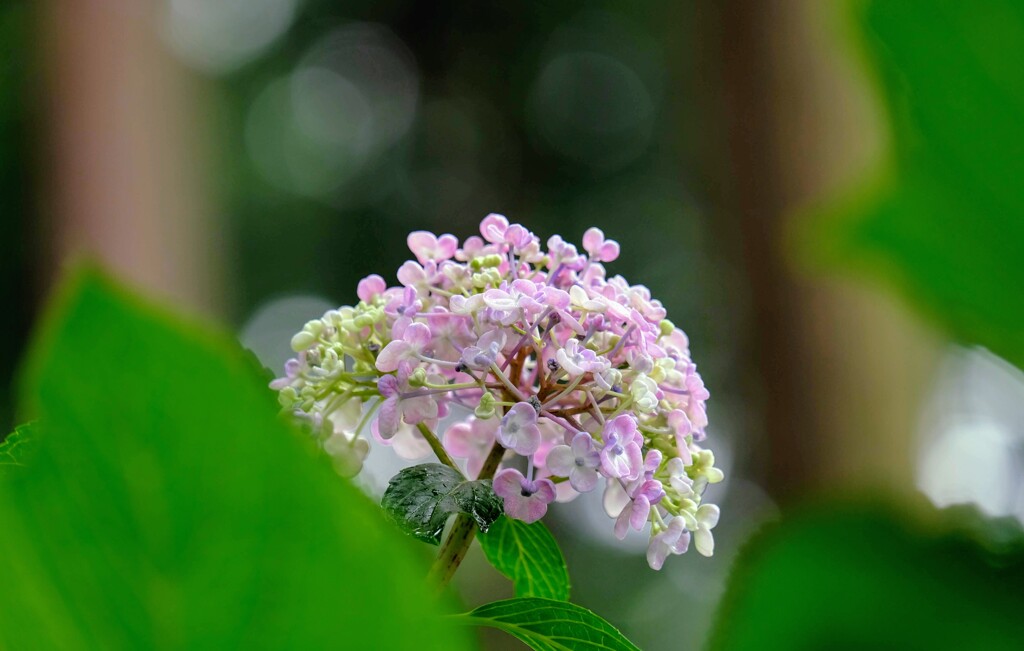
[38,1,220,314]
[702,1,939,501]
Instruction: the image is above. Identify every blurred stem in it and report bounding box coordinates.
[428,441,505,588]
[416,422,462,477]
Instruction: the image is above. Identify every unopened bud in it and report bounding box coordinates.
[408,367,428,387]
[475,392,497,419]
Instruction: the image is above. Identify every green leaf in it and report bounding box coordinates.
[0,268,472,651]
[0,421,36,478]
[461,597,641,651]
[478,515,570,601]
[800,0,1024,369]
[709,502,1024,651]
[382,462,502,545]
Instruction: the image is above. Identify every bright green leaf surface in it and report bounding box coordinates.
[802,0,1024,369]
[0,421,36,478]
[0,269,472,651]
[462,597,640,651]
[478,515,571,601]
[709,503,1024,651]
[382,462,502,545]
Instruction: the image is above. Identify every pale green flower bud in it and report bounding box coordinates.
[408,367,428,387]
[278,386,298,407]
[659,319,675,337]
[291,320,324,352]
[475,392,497,419]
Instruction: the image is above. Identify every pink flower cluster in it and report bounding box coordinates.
[273,214,723,569]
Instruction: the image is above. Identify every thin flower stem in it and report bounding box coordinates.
[428,441,506,588]
[489,362,527,402]
[415,422,463,477]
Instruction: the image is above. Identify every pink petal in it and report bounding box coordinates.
[357,274,387,302]
[375,341,410,373]
[443,423,475,458]
[403,322,432,349]
[582,227,604,254]
[492,468,524,499]
[375,398,401,439]
[614,507,631,540]
[407,231,438,263]
[570,467,599,493]
[480,213,509,243]
[629,495,651,530]
[647,541,669,570]
[436,234,459,259]
[396,260,426,287]
[401,395,438,424]
[545,445,576,476]
[598,240,620,262]
[533,478,557,503]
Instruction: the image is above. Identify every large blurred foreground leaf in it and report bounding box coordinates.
[0,269,472,651]
[801,0,1024,369]
[710,502,1024,651]
[0,421,36,479]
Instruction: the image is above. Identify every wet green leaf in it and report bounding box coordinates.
[382,462,502,545]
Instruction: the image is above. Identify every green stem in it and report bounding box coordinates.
[415,422,462,476]
[428,441,506,588]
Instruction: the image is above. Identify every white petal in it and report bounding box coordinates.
[696,503,720,529]
[695,526,715,557]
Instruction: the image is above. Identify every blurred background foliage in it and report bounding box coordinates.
[1,0,1023,649]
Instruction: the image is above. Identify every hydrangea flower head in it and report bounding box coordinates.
[273,215,724,570]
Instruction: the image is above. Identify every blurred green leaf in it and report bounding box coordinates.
[709,502,1024,651]
[478,515,571,601]
[0,269,473,651]
[382,463,502,545]
[461,597,641,651]
[802,0,1024,368]
[0,421,35,478]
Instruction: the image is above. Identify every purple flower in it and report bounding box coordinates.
[461,330,506,371]
[613,477,665,539]
[274,213,723,570]
[493,468,556,523]
[375,367,438,438]
[357,274,387,303]
[480,213,510,244]
[582,227,621,263]
[407,231,458,264]
[546,433,601,492]
[375,322,432,372]
[396,259,438,292]
[599,415,643,480]
[444,416,498,478]
[546,234,580,269]
[424,312,473,362]
[555,339,610,378]
[482,280,544,326]
[646,517,691,570]
[269,355,302,391]
[497,401,542,455]
[384,286,422,320]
